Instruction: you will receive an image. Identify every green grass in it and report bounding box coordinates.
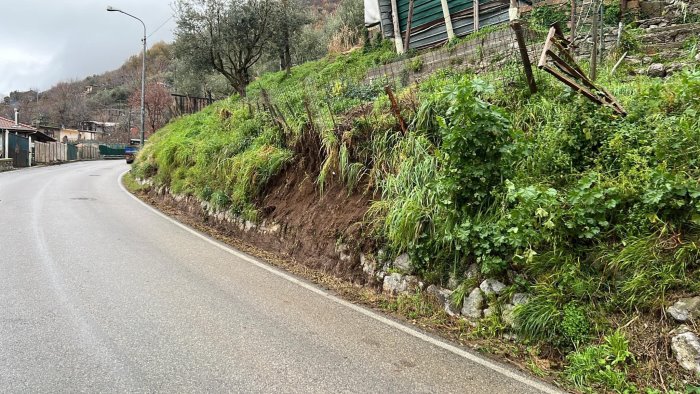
[564,331,636,393]
[121,171,148,193]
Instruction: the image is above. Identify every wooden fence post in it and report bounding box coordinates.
[590,0,599,80]
[390,0,405,54]
[509,0,519,20]
[511,20,538,94]
[570,0,577,42]
[403,0,415,52]
[441,0,456,40]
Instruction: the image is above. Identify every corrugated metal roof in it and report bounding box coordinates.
[379,0,512,49]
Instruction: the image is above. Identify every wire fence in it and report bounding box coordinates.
[365,22,549,92]
[242,19,552,137]
[527,0,629,60]
[243,3,635,137]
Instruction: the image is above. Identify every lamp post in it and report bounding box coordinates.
[107,5,146,147]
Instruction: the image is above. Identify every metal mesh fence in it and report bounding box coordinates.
[365,22,549,91]
[527,0,628,60]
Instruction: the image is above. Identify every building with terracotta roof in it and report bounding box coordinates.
[1,112,55,167]
[0,115,56,143]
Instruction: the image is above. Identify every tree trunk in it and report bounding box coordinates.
[284,40,291,73]
[280,0,292,73]
[279,32,291,72]
[234,70,250,98]
[236,84,247,98]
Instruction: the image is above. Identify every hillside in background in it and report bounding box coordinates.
[1,42,173,141]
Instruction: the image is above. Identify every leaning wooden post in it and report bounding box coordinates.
[599,2,605,60]
[303,97,316,132]
[390,0,405,54]
[590,0,599,80]
[509,0,519,20]
[511,20,538,94]
[384,85,407,133]
[440,0,456,41]
[403,0,415,52]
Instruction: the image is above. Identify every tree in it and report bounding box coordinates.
[270,0,311,72]
[324,0,365,53]
[170,57,233,98]
[45,82,88,128]
[129,82,172,135]
[174,0,275,97]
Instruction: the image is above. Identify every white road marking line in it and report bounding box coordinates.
[118,170,563,394]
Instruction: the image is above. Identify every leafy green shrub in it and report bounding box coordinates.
[603,2,621,25]
[436,77,512,211]
[527,4,568,29]
[561,303,591,347]
[408,57,424,73]
[565,331,636,392]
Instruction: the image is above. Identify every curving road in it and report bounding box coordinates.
[0,161,561,393]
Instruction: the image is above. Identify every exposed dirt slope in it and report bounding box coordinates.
[260,162,373,281]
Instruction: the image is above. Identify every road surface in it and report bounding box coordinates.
[0,161,560,393]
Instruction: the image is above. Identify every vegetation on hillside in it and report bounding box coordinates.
[132,14,700,392]
[173,0,364,96]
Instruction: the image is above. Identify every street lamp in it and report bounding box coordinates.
[107,5,146,147]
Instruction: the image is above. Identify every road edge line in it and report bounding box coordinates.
[118,170,563,394]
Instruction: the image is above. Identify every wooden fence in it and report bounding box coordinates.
[78,144,100,160]
[34,142,100,164]
[35,141,67,163]
[172,94,215,116]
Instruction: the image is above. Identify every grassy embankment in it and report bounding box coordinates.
[131,29,700,392]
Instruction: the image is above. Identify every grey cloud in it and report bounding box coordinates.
[0,0,175,96]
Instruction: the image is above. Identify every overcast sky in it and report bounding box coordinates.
[0,0,176,97]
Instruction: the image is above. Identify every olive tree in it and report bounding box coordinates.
[174,0,275,97]
[270,0,311,72]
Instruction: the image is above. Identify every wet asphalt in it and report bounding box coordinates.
[0,161,561,393]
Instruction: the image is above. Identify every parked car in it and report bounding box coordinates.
[125,139,142,164]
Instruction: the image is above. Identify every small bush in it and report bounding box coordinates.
[408,57,424,73]
[527,4,568,29]
[561,303,591,347]
[565,331,636,392]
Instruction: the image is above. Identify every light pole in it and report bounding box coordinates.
[107,5,146,147]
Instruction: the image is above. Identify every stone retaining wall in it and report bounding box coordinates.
[0,158,12,172]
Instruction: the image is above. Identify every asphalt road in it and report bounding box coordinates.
[0,161,561,393]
